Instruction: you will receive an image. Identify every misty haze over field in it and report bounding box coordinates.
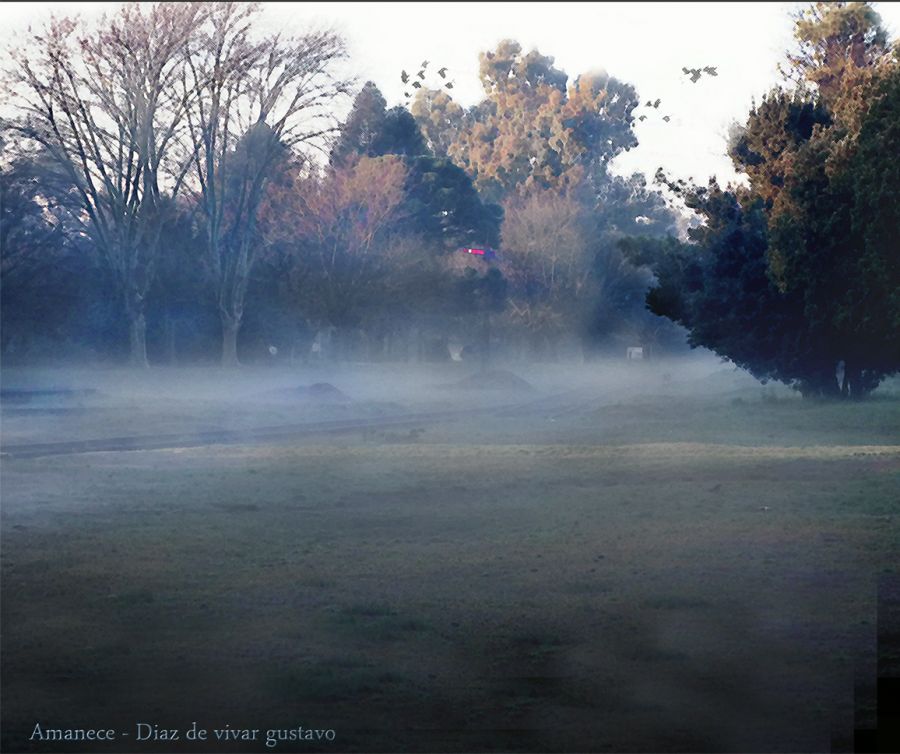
[1,2,899,753]
[2,356,899,753]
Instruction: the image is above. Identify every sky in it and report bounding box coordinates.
[4,1,900,186]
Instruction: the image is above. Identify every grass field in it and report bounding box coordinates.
[2,360,898,752]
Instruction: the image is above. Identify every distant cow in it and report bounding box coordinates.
[626,346,644,360]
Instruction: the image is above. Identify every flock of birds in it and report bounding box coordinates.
[637,97,670,123]
[637,65,719,125]
[396,60,719,124]
[401,60,455,99]
[683,65,718,83]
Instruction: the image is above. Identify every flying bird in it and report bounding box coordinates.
[438,67,448,78]
[421,60,429,69]
[404,91,411,98]
[417,70,426,80]
[683,66,718,83]
[683,67,703,83]
[412,81,422,89]
[662,115,671,122]
[445,81,454,89]
[401,70,409,84]
[652,98,661,108]
[638,115,648,121]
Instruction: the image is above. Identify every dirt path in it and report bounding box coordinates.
[0,389,597,460]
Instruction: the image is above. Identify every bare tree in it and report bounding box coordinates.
[182,3,351,365]
[500,189,595,351]
[4,4,203,365]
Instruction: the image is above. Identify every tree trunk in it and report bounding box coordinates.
[845,361,863,400]
[127,305,149,368]
[221,314,241,367]
[164,309,177,365]
[800,362,842,399]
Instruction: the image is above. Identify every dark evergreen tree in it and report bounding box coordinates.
[623,3,899,398]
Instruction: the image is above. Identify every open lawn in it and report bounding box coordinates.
[2,359,899,752]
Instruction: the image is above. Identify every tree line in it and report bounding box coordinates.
[3,4,350,366]
[1,1,897,398]
[0,2,681,368]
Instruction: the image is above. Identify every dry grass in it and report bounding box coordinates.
[2,364,898,752]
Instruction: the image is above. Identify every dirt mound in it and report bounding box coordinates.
[448,370,535,392]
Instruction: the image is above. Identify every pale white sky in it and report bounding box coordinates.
[4,2,900,185]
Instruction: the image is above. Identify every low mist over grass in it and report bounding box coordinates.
[2,357,898,751]
[2,1,899,752]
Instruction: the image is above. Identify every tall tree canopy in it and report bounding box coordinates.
[5,3,204,365]
[408,40,676,353]
[330,82,502,251]
[181,2,350,365]
[3,1,351,366]
[264,155,410,337]
[412,40,640,203]
[331,82,427,165]
[0,157,91,355]
[781,1,890,99]
[627,2,899,397]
